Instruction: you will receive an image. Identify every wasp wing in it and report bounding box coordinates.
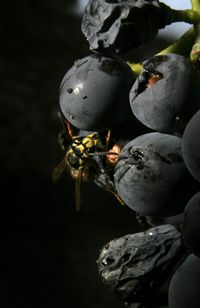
[75,169,82,212]
[52,157,67,183]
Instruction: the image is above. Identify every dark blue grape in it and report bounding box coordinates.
[114,132,198,216]
[59,54,134,131]
[168,254,200,308]
[81,0,174,55]
[182,110,200,183]
[129,54,200,133]
[137,212,184,227]
[182,191,200,257]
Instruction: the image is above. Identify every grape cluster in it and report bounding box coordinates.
[55,0,200,307]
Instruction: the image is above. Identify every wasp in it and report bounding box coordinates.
[52,113,123,211]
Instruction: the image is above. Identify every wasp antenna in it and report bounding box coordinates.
[105,152,119,156]
[88,151,119,157]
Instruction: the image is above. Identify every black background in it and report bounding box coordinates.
[1,1,173,307]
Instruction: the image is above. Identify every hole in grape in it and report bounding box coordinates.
[67,88,73,94]
[102,256,115,266]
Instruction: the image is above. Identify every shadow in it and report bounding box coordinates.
[1,2,172,307]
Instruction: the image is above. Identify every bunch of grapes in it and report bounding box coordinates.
[55,0,200,307]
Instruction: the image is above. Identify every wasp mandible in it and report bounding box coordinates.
[52,113,123,211]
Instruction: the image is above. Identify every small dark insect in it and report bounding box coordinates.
[52,113,123,211]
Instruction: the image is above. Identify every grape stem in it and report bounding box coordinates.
[127,62,142,78]
[158,27,195,57]
[190,0,200,10]
[128,27,195,77]
[171,9,200,24]
[190,0,200,61]
[128,3,200,76]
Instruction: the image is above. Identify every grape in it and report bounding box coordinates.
[97,224,183,303]
[59,54,134,131]
[114,132,198,216]
[182,191,200,257]
[182,110,200,183]
[129,54,200,133]
[137,212,184,228]
[168,254,200,308]
[81,0,174,55]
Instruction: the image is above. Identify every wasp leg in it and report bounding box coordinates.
[95,175,125,206]
[104,187,125,206]
[66,121,75,140]
[58,111,79,140]
[105,129,111,151]
[58,130,69,151]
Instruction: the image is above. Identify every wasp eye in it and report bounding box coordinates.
[67,152,80,169]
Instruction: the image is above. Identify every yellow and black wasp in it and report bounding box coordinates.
[52,112,123,211]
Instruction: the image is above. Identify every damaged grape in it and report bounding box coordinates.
[129,54,200,133]
[81,0,175,54]
[114,132,198,217]
[97,224,184,304]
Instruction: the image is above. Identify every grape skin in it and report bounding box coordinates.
[168,254,200,308]
[114,132,198,217]
[81,0,174,54]
[97,224,183,304]
[59,54,134,131]
[129,54,200,133]
[182,191,200,257]
[182,110,200,183]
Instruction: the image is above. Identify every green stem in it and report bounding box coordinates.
[190,0,200,10]
[171,9,200,24]
[190,0,200,61]
[127,62,142,78]
[128,27,195,77]
[158,27,195,57]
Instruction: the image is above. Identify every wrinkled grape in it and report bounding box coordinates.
[81,0,174,54]
[97,224,183,303]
